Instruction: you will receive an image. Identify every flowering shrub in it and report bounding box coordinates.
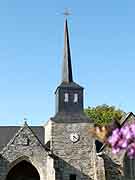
[107,123,135,159]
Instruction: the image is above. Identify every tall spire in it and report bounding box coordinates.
[62,19,73,83]
[54,18,85,116]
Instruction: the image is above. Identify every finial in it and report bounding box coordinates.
[23,113,28,125]
[24,118,27,124]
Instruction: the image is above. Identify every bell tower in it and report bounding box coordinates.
[55,19,84,115]
[48,19,98,180]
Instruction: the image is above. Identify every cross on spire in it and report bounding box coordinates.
[63,8,72,18]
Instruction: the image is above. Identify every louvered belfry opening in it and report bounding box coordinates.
[6,160,40,180]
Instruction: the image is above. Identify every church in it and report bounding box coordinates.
[0,19,135,180]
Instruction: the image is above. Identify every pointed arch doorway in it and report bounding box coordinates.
[6,160,40,180]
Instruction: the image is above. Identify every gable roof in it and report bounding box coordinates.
[0,126,44,151]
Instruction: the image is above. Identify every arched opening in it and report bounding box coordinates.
[6,160,40,180]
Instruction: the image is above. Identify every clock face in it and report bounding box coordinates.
[70,133,80,143]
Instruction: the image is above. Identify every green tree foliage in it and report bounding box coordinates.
[85,104,126,126]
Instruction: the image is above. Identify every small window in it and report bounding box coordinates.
[64,93,69,102]
[70,174,76,180]
[74,93,78,103]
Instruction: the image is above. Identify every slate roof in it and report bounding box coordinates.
[52,112,92,123]
[55,82,84,94]
[0,126,44,151]
[62,19,73,83]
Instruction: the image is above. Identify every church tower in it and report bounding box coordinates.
[44,19,103,180]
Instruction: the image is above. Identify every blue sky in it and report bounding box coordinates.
[0,0,135,125]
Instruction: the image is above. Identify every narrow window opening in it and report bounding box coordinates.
[74,93,78,103]
[64,93,69,102]
[70,174,76,180]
